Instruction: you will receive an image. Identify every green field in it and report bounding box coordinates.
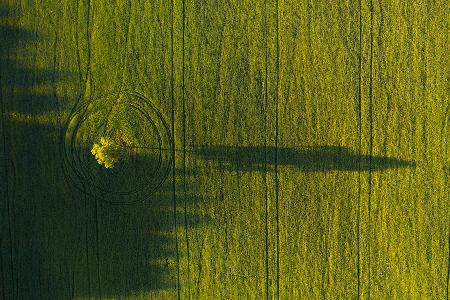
[0,0,448,299]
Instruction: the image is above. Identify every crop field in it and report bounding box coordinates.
[0,0,448,299]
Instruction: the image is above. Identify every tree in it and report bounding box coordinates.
[91,137,122,169]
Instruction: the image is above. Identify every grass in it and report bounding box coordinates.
[0,0,448,299]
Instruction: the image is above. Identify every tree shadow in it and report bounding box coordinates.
[194,145,416,172]
[1,26,37,51]
[1,7,204,299]
[0,4,16,18]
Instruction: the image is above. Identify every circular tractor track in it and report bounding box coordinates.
[62,91,173,204]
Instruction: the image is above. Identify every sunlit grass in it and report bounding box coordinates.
[9,111,66,126]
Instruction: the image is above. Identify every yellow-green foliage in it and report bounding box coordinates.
[91,137,121,169]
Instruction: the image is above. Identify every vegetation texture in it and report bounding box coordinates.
[0,0,448,299]
[91,137,122,169]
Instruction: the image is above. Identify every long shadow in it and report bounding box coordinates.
[195,145,416,172]
[1,6,203,299]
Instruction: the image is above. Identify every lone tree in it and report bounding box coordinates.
[91,136,123,169]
